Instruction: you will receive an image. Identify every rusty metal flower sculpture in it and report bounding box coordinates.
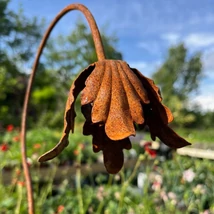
[38,59,190,174]
[21,4,190,212]
[21,8,191,212]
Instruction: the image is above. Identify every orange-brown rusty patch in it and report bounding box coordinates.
[39,59,190,174]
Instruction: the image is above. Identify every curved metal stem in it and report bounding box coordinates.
[20,4,105,214]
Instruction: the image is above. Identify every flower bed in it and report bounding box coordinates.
[1,126,214,213]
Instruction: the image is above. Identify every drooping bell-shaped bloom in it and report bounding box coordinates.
[38,59,190,174]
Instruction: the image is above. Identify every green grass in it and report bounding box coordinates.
[140,128,214,149]
[1,126,214,169]
[175,128,214,144]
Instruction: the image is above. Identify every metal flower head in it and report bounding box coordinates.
[21,4,190,175]
[38,59,190,173]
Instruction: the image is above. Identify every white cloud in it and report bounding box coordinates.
[190,94,214,112]
[161,33,180,45]
[203,49,214,72]
[128,61,161,77]
[184,33,214,48]
[128,61,148,70]
[189,81,214,112]
[161,33,214,51]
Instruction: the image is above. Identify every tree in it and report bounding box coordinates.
[44,19,122,83]
[1,2,122,128]
[30,19,123,127]
[0,0,43,127]
[152,43,202,126]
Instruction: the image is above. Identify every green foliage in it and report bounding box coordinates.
[0,64,26,126]
[31,19,123,128]
[1,126,214,214]
[1,2,123,129]
[175,127,214,145]
[153,44,202,102]
[2,1,212,130]
[45,19,122,73]
[0,0,43,127]
[1,0,44,62]
[152,43,203,127]
[1,2,214,214]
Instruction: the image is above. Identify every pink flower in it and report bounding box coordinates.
[152,181,161,191]
[168,192,177,200]
[27,158,32,167]
[152,174,162,191]
[160,191,168,202]
[182,169,195,182]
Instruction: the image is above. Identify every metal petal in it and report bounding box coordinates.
[144,104,190,148]
[103,143,124,174]
[80,60,150,140]
[105,60,135,140]
[81,61,105,105]
[89,124,131,174]
[132,68,174,124]
[122,62,149,105]
[91,62,112,123]
[117,61,146,124]
[38,64,95,162]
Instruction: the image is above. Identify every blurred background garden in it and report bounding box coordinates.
[1,0,214,213]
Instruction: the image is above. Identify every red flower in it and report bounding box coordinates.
[17,181,25,187]
[73,144,85,156]
[27,158,32,167]
[15,169,21,176]
[73,149,79,156]
[57,205,65,213]
[144,142,157,158]
[33,143,41,149]
[6,124,14,132]
[12,135,20,142]
[0,143,9,152]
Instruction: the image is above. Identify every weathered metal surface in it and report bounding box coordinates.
[38,59,190,174]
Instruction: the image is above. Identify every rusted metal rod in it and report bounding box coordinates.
[20,4,105,214]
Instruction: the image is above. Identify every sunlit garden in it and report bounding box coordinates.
[1,0,214,213]
[1,125,214,213]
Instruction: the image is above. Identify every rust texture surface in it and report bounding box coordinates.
[39,60,190,174]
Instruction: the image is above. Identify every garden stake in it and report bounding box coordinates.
[21,3,191,214]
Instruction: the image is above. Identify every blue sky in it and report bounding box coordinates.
[9,0,214,111]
